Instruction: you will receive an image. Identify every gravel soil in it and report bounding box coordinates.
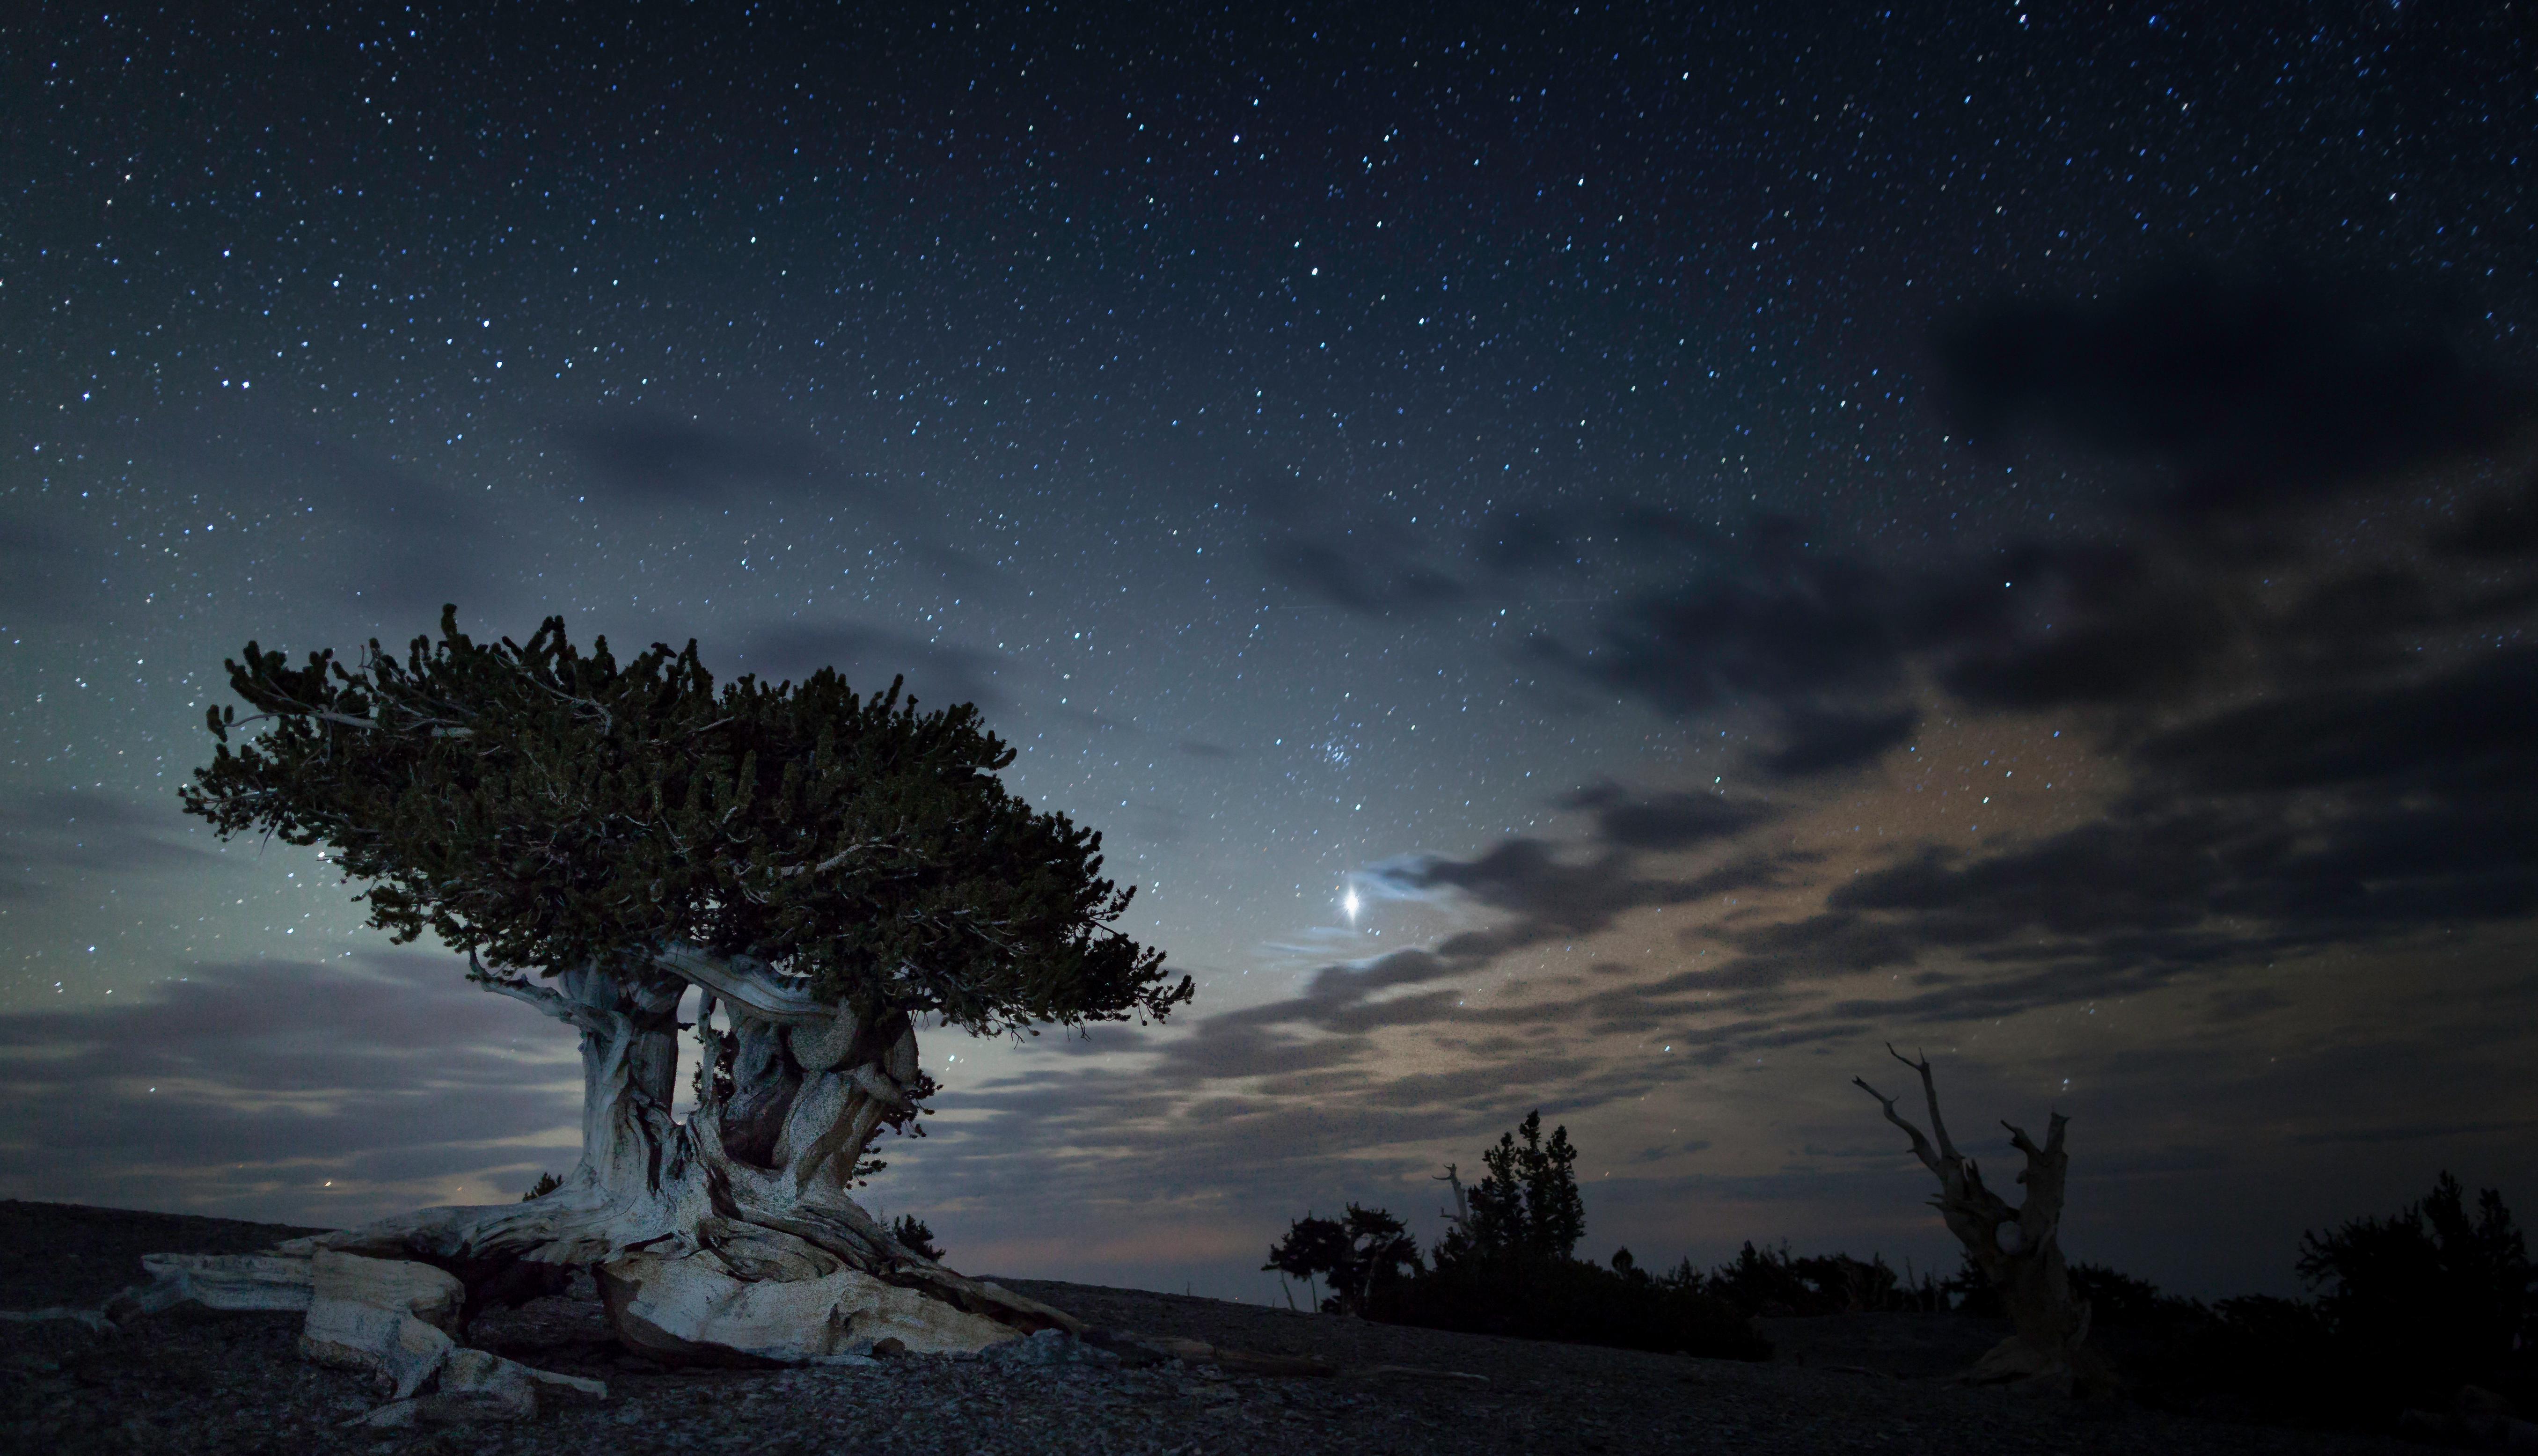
[0,1199,2431,1456]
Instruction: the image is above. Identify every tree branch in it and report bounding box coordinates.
[1887,1042,1965,1164]
[647,940,832,1024]
[847,1063,911,1111]
[1851,1073,1946,1179]
[467,950,614,1036]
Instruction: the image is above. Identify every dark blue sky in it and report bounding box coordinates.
[4,1,2534,1302]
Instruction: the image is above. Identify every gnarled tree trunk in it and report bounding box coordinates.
[121,940,1080,1407]
[1853,1044,2114,1397]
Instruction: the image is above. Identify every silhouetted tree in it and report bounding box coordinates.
[1264,1204,1419,1315]
[1855,1044,2110,1395]
[2065,1261,2201,1333]
[1434,1110,1583,1266]
[1703,1240,1913,1317]
[1353,1114,1769,1359]
[169,604,1189,1364]
[2298,1172,2534,1405]
[519,1171,563,1203]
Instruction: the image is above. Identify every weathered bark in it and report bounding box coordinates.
[1853,1044,2114,1397]
[285,944,1071,1359]
[110,939,1078,1404]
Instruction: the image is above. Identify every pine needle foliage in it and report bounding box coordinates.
[180,605,1190,1035]
[891,1215,946,1262]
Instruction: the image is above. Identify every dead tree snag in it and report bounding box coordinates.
[1853,1044,2113,1397]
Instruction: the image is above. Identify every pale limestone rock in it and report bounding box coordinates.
[602,1250,1021,1363]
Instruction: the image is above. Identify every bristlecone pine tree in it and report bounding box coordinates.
[1854,1044,2115,1397]
[142,606,1190,1384]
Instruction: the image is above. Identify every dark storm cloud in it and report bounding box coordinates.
[736,620,1010,712]
[1936,265,2529,523]
[2290,1119,2538,1148]
[558,417,843,504]
[0,951,578,1211]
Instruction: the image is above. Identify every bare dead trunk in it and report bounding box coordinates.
[1854,1044,2113,1397]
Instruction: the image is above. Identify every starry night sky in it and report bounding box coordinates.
[5,2,2536,1303]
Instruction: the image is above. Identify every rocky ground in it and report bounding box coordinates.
[0,1199,2439,1456]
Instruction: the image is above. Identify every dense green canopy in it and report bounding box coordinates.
[182,605,1188,1034]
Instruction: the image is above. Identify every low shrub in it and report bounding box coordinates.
[1701,1240,1945,1317]
[1367,1252,1771,1361]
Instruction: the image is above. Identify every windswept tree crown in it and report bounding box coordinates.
[181,604,1189,1034]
